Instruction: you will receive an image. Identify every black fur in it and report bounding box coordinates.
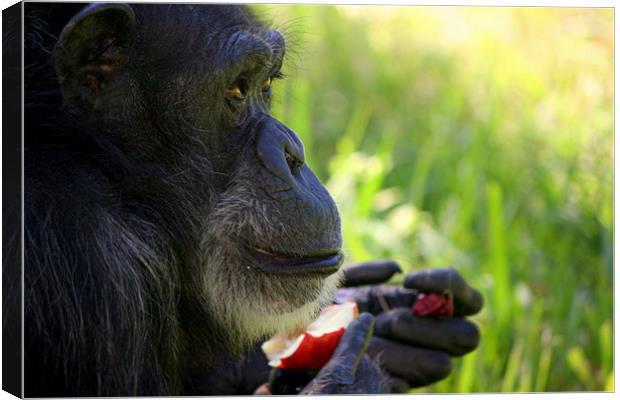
[24,3,342,396]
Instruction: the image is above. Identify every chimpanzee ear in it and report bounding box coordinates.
[54,3,135,109]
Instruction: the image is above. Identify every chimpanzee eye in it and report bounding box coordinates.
[225,83,246,100]
[261,77,272,95]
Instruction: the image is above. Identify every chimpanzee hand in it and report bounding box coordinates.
[191,263,481,395]
[189,313,385,395]
[335,261,483,392]
[299,313,385,394]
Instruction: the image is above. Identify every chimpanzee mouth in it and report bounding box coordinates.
[243,244,344,274]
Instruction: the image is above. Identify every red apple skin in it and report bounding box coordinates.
[412,293,454,317]
[278,327,346,370]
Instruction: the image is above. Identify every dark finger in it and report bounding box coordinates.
[350,355,385,394]
[320,313,375,384]
[330,312,375,364]
[301,355,384,395]
[342,260,402,287]
[384,375,410,393]
[367,336,452,387]
[335,285,418,315]
[404,268,483,316]
[375,308,480,356]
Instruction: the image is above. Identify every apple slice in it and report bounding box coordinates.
[262,301,359,370]
[412,292,454,317]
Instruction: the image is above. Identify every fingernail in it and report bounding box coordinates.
[357,312,374,325]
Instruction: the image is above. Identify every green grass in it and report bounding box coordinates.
[254,5,613,393]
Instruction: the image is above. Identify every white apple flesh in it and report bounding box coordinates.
[262,301,359,370]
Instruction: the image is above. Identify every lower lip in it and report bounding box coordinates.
[244,246,344,274]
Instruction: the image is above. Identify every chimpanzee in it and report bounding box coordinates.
[23,3,483,396]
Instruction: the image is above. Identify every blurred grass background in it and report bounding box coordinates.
[253,5,613,393]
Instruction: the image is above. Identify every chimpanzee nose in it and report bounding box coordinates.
[256,116,305,183]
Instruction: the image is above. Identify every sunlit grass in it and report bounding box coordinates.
[255,5,613,393]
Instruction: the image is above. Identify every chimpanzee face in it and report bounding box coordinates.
[52,3,343,346]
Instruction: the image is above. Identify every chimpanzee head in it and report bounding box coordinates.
[50,3,343,350]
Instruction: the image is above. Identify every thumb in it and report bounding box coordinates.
[320,313,375,384]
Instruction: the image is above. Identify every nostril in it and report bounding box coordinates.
[285,150,303,176]
[255,116,306,183]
